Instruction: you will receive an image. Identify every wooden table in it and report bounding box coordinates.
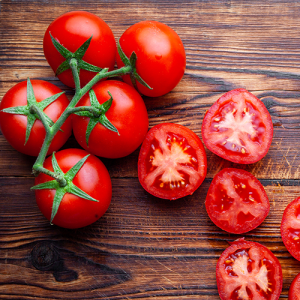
[1,0,300,299]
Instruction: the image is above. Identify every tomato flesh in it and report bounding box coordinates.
[138,123,207,200]
[289,272,300,300]
[281,197,300,261]
[217,239,282,300]
[202,89,273,164]
[205,168,270,234]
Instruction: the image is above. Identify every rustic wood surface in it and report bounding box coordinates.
[1,0,300,299]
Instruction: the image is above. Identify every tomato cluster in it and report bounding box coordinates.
[0,9,298,299]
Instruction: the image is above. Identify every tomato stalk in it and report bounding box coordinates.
[32,61,132,184]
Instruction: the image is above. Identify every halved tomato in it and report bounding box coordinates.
[281,197,300,261]
[202,89,273,164]
[289,272,300,300]
[217,238,282,300]
[138,123,207,200]
[205,168,270,234]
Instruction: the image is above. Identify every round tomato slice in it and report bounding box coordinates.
[205,168,270,234]
[289,272,300,300]
[281,197,300,261]
[217,238,283,300]
[202,89,273,164]
[138,123,207,200]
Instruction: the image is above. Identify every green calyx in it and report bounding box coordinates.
[31,153,99,224]
[117,40,152,90]
[50,33,102,76]
[1,78,64,144]
[74,89,119,145]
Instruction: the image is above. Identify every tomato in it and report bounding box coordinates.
[217,238,282,300]
[72,80,149,159]
[116,20,186,97]
[138,123,207,200]
[281,197,300,261]
[43,11,116,88]
[289,272,300,300]
[0,80,72,156]
[202,89,273,164]
[205,168,270,234]
[34,148,111,229]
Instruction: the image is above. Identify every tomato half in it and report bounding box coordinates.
[43,11,116,88]
[116,20,186,97]
[217,238,282,300]
[205,168,270,234]
[34,148,112,229]
[72,80,149,159]
[202,89,273,164]
[138,123,207,200]
[0,80,72,156]
[281,197,300,261]
[289,272,300,300]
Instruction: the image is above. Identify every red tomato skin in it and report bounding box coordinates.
[34,149,112,229]
[289,272,300,300]
[72,80,149,159]
[116,20,186,97]
[202,88,273,164]
[138,123,207,200]
[0,80,72,156]
[217,239,283,300]
[43,11,116,88]
[205,168,270,234]
[281,197,300,261]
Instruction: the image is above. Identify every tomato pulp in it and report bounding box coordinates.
[138,123,207,200]
[202,89,273,164]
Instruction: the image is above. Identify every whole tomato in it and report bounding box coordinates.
[43,11,116,88]
[34,148,112,229]
[116,21,186,97]
[0,80,72,156]
[72,80,149,159]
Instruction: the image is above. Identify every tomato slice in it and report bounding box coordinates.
[202,89,273,164]
[205,168,270,234]
[217,238,283,300]
[289,272,300,300]
[138,123,207,200]
[281,197,300,261]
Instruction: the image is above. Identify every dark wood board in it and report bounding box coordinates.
[1,0,300,298]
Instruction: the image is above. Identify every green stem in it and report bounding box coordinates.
[33,165,67,187]
[30,104,51,135]
[32,64,132,181]
[69,106,102,117]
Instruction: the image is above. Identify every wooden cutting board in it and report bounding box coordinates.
[1,0,300,298]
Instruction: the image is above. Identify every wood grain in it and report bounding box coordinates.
[2,0,300,299]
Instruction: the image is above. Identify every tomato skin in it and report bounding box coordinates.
[202,88,273,164]
[34,148,112,229]
[0,80,72,156]
[116,20,186,97]
[281,197,300,261]
[205,168,270,234]
[289,272,300,300]
[138,123,207,200]
[217,239,282,300]
[72,80,149,159]
[43,11,116,88]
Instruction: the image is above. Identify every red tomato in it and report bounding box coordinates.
[281,197,300,261]
[116,20,186,97]
[43,11,116,88]
[289,272,300,300]
[202,89,273,164]
[138,123,207,200]
[205,168,270,234]
[72,80,149,159]
[0,80,72,156]
[217,238,282,300]
[34,148,112,229]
